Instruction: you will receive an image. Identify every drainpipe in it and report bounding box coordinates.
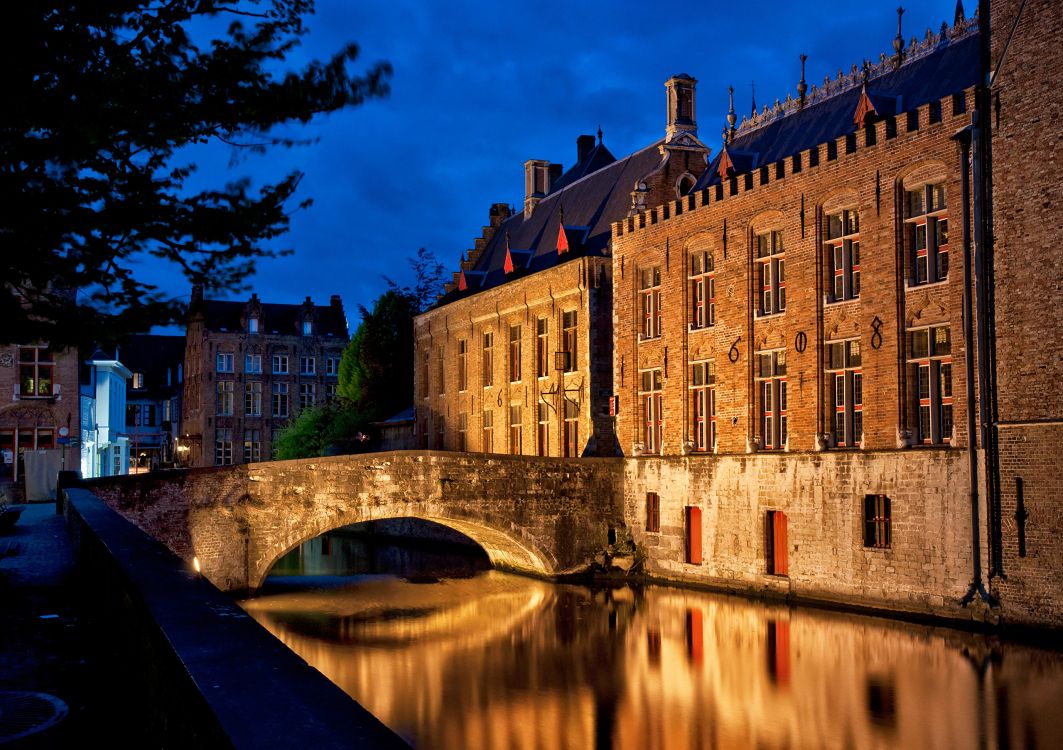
[955,125,992,607]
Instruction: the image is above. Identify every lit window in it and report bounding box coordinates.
[299,356,316,376]
[481,410,493,452]
[215,428,233,465]
[639,368,663,454]
[481,332,493,387]
[216,380,234,416]
[536,317,549,378]
[826,339,863,447]
[245,353,262,374]
[302,320,312,336]
[17,347,54,398]
[537,401,550,456]
[243,430,261,463]
[826,208,860,302]
[132,372,145,389]
[271,354,289,374]
[908,325,953,444]
[756,349,787,449]
[561,311,577,373]
[509,404,522,454]
[756,230,785,316]
[689,250,715,330]
[271,382,289,417]
[906,182,948,285]
[640,267,662,340]
[562,398,579,457]
[864,494,892,548]
[249,317,260,334]
[216,352,234,373]
[244,381,262,416]
[689,360,716,452]
[509,325,522,383]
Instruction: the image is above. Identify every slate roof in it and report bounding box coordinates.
[696,29,979,189]
[82,334,185,398]
[437,140,665,305]
[199,299,348,339]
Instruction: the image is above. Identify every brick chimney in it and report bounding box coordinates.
[524,160,562,218]
[576,134,596,163]
[665,74,698,141]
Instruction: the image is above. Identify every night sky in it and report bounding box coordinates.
[144,0,957,330]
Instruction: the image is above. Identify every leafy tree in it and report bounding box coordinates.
[273,402,366,460]
[2,1,391,346]
[385,247,447,314]
[338,289,418,419]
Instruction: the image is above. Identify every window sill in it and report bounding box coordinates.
[905,278,949,290]
[638,334,662,343]
[824,296,860,307]
[688,323,716,333]
[754,311,786,320]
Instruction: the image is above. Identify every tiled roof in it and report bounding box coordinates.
[199,300,348,339]
[437,141,664,304]
[697,28,979,189]
[550,142,617,193]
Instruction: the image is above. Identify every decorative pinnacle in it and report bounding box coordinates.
[797,53,808,107]
[861,59,871,85]
[724,85,737,144]
[597,125,603,144]
[750,81,757,118]
[954,0,965,24]
[893,6,907,68]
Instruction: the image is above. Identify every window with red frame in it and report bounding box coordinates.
[640,368,663,454]
[689,360,716,452]
[908,325,953,444]
[756,350,787,449]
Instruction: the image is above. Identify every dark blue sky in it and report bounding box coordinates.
[145,0,958,329]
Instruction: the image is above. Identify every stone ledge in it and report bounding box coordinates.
[63,488,410,750]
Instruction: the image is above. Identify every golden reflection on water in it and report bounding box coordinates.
[242,571,1063,750]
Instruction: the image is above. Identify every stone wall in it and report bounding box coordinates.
[624,450,986,623]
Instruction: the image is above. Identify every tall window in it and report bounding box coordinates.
[826,339,863,447]
[689,250,715,329]
[756,230,786,316]
[248,316,259,334]
[272,354,289,374]
[509,404,522,454]
[299,356,316,375]
[243,430,261,463]
[482,331,493,387]
[215,428,233,465]
[906,182,948,285]
[562,311,577,373]
[481,410,493,452]
[302,320,313,336]
[537,402,550,456]
[509,325,522,382]
[457,412,468,452]
[435,417,445,450]
[421,348,429,398]
[640,368,663,454]
[325,356,340,376]
[131,372,145,390]
[17,347,54,397]
[272,382,289,418]
[244,381,262,417]
[640,267,662,339]
[826,209,860,302]
[756,350,787,449]
[690,360,716,452]
[864,494,892,548]
[536,318,549,378]
[245,353,262,374]
[437,345,445,395]
[299,383,316,410]
[458,339,468,392]
[563,399,580,457]
[908,325,953,444]
[325,383,338,402]
[216,380,234,416]
[216,352,234,373]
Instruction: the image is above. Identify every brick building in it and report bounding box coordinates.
[415,75,710,457]
[180,288,348,467]
[417,3,1063,627]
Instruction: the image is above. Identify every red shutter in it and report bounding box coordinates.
[772,511,789,576]
[686,506,702,564]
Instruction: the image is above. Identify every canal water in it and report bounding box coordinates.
[240,527,1063,750]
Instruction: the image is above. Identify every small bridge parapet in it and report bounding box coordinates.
[86,451,625,592]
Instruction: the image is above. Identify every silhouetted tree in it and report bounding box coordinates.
[1,1,391,346]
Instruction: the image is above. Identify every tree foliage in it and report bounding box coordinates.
[2,1,391,346]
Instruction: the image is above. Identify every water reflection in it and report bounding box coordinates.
[241,531,1063,750]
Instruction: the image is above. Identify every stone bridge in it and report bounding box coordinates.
[85,451,625,592]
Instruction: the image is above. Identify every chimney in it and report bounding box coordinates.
[330,294,342,308]
[523,159,561,218]
[576,134,596,163]
[665,74,698,141]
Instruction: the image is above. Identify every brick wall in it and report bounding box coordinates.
[989,0,1063,629]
